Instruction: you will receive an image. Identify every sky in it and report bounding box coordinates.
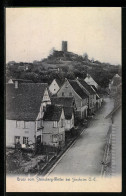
[6,7,121,65]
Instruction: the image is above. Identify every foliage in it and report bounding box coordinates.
[6,51,120,88]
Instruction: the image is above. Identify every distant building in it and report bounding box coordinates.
[8,79,13,84]
[76,78,97,114]
[90,85,102,109]
[109,74,121,95]
[57,78,88,119]
[84,74,98,89]
[49,78,62,95]
[43,105,65,148]
[6,83,51,148]
[8,79,33,85]
[18,64,30,71]
[51,97,76,131]
[62,41,67,52]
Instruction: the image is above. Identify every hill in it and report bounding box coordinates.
[6,50,121,88]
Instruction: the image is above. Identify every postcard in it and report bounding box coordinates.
[6,7,122,192]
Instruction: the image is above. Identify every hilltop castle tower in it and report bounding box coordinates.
[62,41,67,52]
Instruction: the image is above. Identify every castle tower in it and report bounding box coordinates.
[62,41,67,52]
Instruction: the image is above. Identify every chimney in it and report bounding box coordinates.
[87,73,90,78]
[15,80,18,88]
[62,41,67,52]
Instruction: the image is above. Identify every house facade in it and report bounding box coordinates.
[76,78,96,114]
[84,74,98,89]
[64,107,74,131]
[6,83,51,148]
[42,105,65,148]
[57,79,88,119]
[51,97,75,131]
[49,79,62,95]
[109,74,121,95]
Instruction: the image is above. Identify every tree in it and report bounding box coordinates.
[83,53,88,61]
[49,47,55,56]
[91,58,94,62]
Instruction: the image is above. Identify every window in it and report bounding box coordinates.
[62,92,64,97]
[43,105,46,112]
[24,122,29,129]
[16,121,20,128]
[61,119,64,127]
[69,92,72,96]
[15,136,20,144]
[54,89,56,91]
[53,121,58,128]
[52,134,58,143]
[37,135,41,143]
[23,137,28,144]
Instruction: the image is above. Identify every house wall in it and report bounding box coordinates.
[57,80,88,119]
[49,79,60,95]
[57,80,82,108]
[76,80,95,111]
[85,77,98,89]
[42,110,65,147]
[65,113,74,131]
[37,88,51,120]
[6,120,35,148]
[96,99,101,109]
[42,121,65,147]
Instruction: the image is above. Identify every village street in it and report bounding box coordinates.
[47,97,114,177]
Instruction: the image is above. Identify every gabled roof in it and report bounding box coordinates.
[90,85,98,93]
[51,78,63,87]
[51,97,75,107]
[96,94,100,100]
[43,105,63,121]
[51,97,74,120]
[77,79,95,95]
[90,85,97,93]
[90,85,100,99]
[6,83,48,121]
[111,74,121,86]
[68,80,88,99]
[84,74,98,86]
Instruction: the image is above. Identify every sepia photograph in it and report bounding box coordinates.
[6,7,122,192]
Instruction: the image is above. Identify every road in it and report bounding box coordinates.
[48,98,114,177]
